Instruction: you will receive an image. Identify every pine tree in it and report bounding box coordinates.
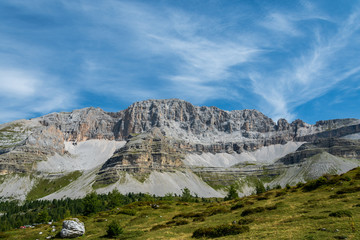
[224,185,238,201]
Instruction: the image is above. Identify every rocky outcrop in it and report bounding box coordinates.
[296,123,360,142]
[277,138,360,165]
[60,218,85,238]
[96,128,184,185]
[38,107,121,142]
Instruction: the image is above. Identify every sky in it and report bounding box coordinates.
[0,0,360,124]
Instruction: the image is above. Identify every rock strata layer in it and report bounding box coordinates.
[0,98,359,180]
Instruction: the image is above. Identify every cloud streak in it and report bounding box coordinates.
[0,0,359,123]
[249,4,360,120]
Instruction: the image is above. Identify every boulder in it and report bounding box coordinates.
[60,218,85,238]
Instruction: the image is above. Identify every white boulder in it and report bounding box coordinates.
[60,218,85,238]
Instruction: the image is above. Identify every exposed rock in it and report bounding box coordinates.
[278,138,360,165]
[96,128,184,185]
[38,107,121,142]
[60,218,85,238]
[1,99,360,199]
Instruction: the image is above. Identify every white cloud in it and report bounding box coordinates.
[250,6,360,121]
[74,1,262,104]
[0,67,75,123]
[0,69,38,97]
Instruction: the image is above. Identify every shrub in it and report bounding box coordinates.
[106,220,123,237]
[275,191,286,197]
[329,210,352,218]
[231,202,244,210]
[150,224,168,231]
[255,182,266,194]
[224,185,238,201]
[241,204,276,217]
[265,204,277,211]
[206,206,230,216]
[339,176,351,181]
[192,224,249,238]
[193,217,205,222]
[303,176,328,192]
[173,212,205,219]
[241,207,265,217]
[329,194,346,199]
[118,209,136,216]
[95,218,107,222]
[354,172,360,180]
[336,187,360,194]
[256,196,269,201]
[181,187,194,202]
[166,219,189,226]
[238,218,254,225]
[175,220,189,226]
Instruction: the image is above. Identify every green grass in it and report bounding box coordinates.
[26,171,82,201]
[4,167,360,239]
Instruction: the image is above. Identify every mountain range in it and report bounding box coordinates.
[0,99,359,201]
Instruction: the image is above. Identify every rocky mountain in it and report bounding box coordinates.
[0,99,359,200]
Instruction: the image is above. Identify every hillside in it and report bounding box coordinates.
[1,167,359,239]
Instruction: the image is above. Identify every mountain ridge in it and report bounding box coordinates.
[0,98,359,201]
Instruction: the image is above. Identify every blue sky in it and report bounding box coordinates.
[0,0,359,124]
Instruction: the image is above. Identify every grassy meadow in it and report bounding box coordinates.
[1,168,360,239]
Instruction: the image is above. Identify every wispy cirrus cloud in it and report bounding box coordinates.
[0,0,359,124]
[70,1,262,104]
[249,5,360,120]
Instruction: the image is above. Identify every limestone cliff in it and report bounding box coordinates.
[1,99,359,175]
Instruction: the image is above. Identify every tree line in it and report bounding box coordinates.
[0,188,218,232]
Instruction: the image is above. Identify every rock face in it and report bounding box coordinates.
[278,138,360,165]
[0,98,360,199]
[96,128,184,185]
[60,218,85,238]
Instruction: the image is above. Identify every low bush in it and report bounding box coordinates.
[175,220,189,226]
[265,204,278,210]
[257,196,270,200]
[231,202,244,210]
[150,224,168,231]
[336,187,360,194]
[193,216,205,222]
[238,218,254,225]
[354,172,360,180]
[241,207,265,216]
[339,176,351,182]
[192,224,249,238]
[207,206,230,216]
[303,176,328,192]
[95,218,107,222]
[118,209,136,216]
[275,191,286,197]
[329,194,346,199]
[166,219,189,226]
[329,210,352,218]
[173,212,205,219]
[106,220,123,237]
[241,204,277,217]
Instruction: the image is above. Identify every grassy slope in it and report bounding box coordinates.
[2,168,360,239]
[26,171,82,201]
